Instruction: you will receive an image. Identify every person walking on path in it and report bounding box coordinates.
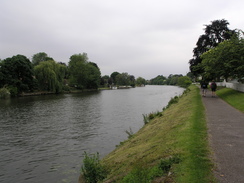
[202,90,244,183]
[200,80,208,97]
[210,80,217,97]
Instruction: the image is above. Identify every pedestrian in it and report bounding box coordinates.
[200,80,208,97]
[210,80,217,97]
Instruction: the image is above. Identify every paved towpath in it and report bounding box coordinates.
[201,91,244,183]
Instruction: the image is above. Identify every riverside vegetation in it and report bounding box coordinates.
[216,88,244,112]
[79,85,216,183]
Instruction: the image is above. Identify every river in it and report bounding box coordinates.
[0,85,184,183]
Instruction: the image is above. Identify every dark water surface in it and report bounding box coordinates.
[0,85,184,183]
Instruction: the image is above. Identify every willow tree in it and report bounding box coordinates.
[34,60,66,92]
[32,52,54,66]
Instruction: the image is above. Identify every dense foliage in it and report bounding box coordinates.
[81,152,108,183]
[189,19,236,78]
[1,50,191,97]
[135,77,146,86]
[0,55,34,95]
[149,74,192,88]
[32,52,54,66]
[0,52,102,96]
[115,72,135,87]
[201,31,244,82]
[34,60,67,92]
[68,53,101,89]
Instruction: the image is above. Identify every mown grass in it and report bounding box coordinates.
[99,85,215,183]
[216,87,244,113]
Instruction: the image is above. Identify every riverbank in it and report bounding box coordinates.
[216,87,244,112]
[17,87,130,97]
[79,85,215,182]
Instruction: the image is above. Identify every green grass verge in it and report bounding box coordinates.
[216,88,244,113]
[99,85,215,183]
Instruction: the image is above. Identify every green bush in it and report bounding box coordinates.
[7,86,18,97]
[143,111,163,125]
[0,87,10,99]
[62,85,71,92]
[177,76,192,88]
[166,96,179,109]
[81,152,108,183]
[158,155,181,173]
[143,114,150,125]
[125,127,134,139]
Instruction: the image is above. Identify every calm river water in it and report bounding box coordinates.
[0,85,184,183]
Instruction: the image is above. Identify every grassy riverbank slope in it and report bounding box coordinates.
[216,88,244,113]
[96,85,215,183]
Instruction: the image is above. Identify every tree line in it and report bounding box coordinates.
[189,19,244,82]
[148,74,192,88]
[0,52,102,97]
[0,52,160,97]
[0,51,191,98]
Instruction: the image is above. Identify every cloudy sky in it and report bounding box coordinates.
[1,0,244,79]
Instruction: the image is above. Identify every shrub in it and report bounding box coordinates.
[7,86,18,97]
[80,152,108,183]
[158,155,181,173]
[166,96,179,108]
[62,85,71,92]
[143,111,163,125]
[0,87,10,99]
[143,114,150,125]
[125,127,134,138]
[182,87,191,95]
[177,76,192,88]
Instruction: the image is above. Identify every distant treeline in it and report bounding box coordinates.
[148,74,192,88]
[0,52,191,98]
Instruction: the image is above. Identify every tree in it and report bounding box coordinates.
[85,62,101,89]
[129,75,135,87]
[136,77,146,86]
[32,52,54,66]
[34,60,66,93]
[110,72,120,85]
[177,76,192,88]
[68,53,101,89]
[165,74,183,85]
[0,55,34,94]
[201,31,244,82]
[189,19,236,77]
[149,75,166,85]
[68,53,89,89]
[115,72,130,86]
[100,75,110,87]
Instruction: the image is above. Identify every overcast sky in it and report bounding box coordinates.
[1,0,244,79]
